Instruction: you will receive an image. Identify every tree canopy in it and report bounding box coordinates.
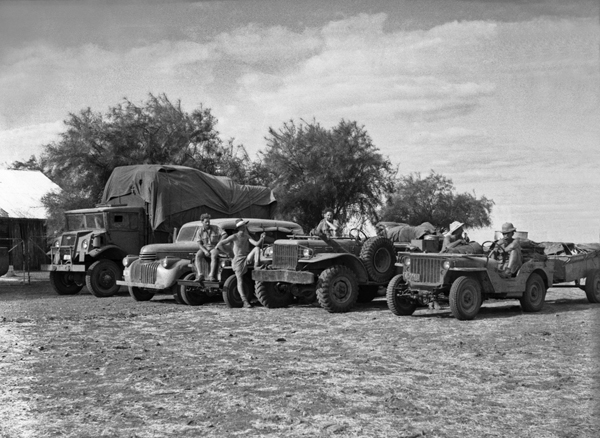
[380,171,494,230]
[259,119,396,232]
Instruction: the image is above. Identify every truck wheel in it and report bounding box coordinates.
[128,286,154,301]
[357,285,380,303]
[449,276,482,320]
[316,265,359,313]
[360,237,396,283]
[180,273,208,306]
[223,276,254,308]
[584,269,600,303]
[86,260,122,297]
[255,282,293,308]
[49,271,83,295]
[386,274,417,316]
[520,273,546,312]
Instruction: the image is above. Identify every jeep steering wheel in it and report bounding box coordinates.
[349,228,368,242]
[483,240,506,259]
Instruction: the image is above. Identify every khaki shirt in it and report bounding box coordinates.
[197,225,227,250]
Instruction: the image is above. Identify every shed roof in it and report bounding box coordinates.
[0,170,60,219]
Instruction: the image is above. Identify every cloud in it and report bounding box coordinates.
[0,121,63,167]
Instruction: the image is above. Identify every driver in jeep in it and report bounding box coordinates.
[490,222,523,278]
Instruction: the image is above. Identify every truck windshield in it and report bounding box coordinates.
[177,226,198,242]
[65,213,105,230]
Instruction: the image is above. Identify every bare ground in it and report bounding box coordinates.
[0,274,599,438]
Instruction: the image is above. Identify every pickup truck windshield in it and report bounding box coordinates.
[177,226,199,242]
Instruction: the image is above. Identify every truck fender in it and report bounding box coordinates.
[88,245,128,263]
[305,254,369,284]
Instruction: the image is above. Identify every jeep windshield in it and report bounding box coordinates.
[65,213,105,231]
[176,226,199,242]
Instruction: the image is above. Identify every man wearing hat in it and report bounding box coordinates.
[490,222,523,278]
[441,221,469,252]
[216,219,265,308]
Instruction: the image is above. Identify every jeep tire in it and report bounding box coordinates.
[520,273,546,312]
[316,265,359,313]
[584,269,600,303]
[360,237,396,283]
[255,281,293,308]
[386,274,417,316]
[449,276,482,320]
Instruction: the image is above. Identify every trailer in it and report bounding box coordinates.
[545,242,600,303]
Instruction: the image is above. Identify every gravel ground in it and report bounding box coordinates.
[1,273,599,437]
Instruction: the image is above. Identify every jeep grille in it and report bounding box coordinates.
[410,257,444,284]
[272,243,300,270]
[130,261,160,284]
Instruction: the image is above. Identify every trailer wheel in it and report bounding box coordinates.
[223,275,254,308]
[449,276,482,320]
[128,286,154,301]
[316,265,359,313]
[49,271,83,295]
[86,260,122,297]
[520,273,546,312]
[386,274,417,316]
[584,269,600,303]
[255,281,293,308]
[180,273,208,306]
[360,237,396,283]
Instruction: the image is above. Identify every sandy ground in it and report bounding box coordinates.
[0,273,599,437]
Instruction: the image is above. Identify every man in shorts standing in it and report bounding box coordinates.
[216,219,265,308]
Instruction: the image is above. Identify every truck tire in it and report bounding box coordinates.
[386,274,417,316]
[449,276,482,320]
[255,281,293,308]
[584,269,600,303]
[128,286,154,301]
[360,237,396,283]
[86,260,122,297]
[180,273,208,306]
[520,273,546,312]
[49,271,83,295]
[316,265,359,313]
[357,284,379,303]
[223,275,254,308]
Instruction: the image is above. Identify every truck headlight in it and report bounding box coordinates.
[161,257,179,269]
[122,255,139,268]
[403,257,411,267]
[54,240,60,248]
[442,260,451,270]
[263,246,273,258]
[300,248,313,258]
[81,239,88,250]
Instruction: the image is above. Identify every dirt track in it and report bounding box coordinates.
[1,275,599,437]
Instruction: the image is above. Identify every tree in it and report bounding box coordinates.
[380,171,494,230]
[20,94,257,232]
[260,119,396,232]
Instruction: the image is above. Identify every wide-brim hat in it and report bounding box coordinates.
[501,222,516,234]
[235,219,249,228]
[445,221,464,236]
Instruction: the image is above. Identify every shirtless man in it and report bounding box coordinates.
[315,208,341,238]
[216,219,265,308]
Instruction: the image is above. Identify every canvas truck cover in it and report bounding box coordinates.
[101,165,276,233]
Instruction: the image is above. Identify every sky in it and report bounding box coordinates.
[0,0,598,243]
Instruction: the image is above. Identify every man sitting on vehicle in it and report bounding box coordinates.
[490,222,523,278]
[194,213,227,282]
[441,221,469,252]
[315,208,342,238]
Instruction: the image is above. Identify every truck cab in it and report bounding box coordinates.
[42,205,148,297]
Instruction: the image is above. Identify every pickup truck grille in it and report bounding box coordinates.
[272,243,299,270]
[130,261,160,284]
[140,252,157,261]
[410,257,444,284]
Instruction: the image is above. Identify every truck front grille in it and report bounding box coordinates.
[410,258,444,284]
[130,261,160,284]
[272,243,299,270]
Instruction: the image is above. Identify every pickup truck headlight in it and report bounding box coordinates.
[161,257,179,269]
[122,255,139,268]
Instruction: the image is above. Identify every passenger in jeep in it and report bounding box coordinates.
[194,213,227,281]
[490,222,523,278]
[315,208,342,238]
[441,221,469,252]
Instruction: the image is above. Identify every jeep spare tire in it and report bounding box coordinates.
[359,236,396,283]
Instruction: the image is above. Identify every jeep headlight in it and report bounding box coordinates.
[81,239,88,250]
[442,260,451,270]
[403,256,411,267]
[300,248,313,258]
[263,246,274,258]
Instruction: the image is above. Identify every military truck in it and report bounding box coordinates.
[252,232,397,313]
[118,218,303,306]
[386,241,555,320]
[42,165,276,297]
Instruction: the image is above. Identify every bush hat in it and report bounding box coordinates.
[446,221,464,236]
[235,219,249,228]
[501,222,516,234]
